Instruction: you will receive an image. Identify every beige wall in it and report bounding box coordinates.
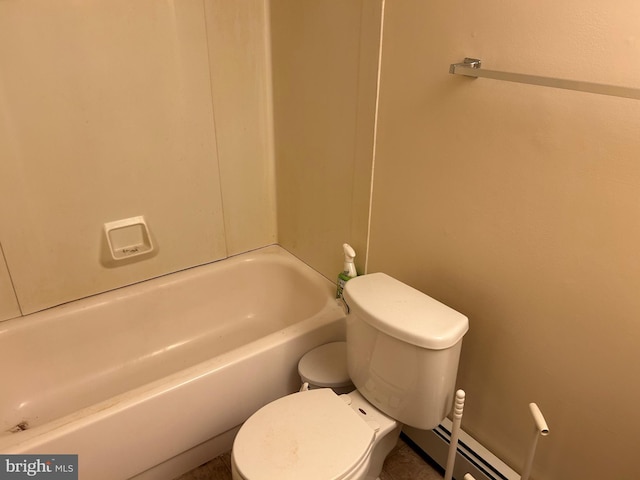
[368,1,640,479]
[0,0,274,315]
[271,0,382,279]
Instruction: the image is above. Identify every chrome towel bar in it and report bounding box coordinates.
[449,58,640,100]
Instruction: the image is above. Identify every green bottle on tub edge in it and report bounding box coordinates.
[336,243,357,299]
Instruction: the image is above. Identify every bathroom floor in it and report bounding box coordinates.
[174,435,444,480]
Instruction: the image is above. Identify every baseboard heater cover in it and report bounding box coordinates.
[404,419,520,480]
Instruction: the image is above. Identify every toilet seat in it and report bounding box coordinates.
[232,389,375,480]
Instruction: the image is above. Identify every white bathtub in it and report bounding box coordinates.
[0,245,345,479]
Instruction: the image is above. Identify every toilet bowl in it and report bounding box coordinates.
[231,272,469,480]
[231,388,401,480]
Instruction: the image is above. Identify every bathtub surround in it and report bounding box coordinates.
[271,0,382,280]
[0,246,20,319]
[0,0,375,315]
[0,0,275,316]
[204,0,276,256]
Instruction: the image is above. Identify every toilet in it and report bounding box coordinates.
[231,272,469,480]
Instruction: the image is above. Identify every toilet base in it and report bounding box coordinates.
[364,423,402,480]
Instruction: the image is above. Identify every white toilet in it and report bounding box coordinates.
[231,272,469,480]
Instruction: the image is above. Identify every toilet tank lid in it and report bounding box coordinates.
[343,273,468,350]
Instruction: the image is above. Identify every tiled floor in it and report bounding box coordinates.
[175,435,444,480]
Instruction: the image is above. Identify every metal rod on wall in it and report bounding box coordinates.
[449,58,640,100]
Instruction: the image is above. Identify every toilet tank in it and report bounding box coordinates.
[343,273,468,430]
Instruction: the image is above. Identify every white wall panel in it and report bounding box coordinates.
[0,0,227,313]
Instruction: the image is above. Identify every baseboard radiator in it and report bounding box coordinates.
[404,420,520,480]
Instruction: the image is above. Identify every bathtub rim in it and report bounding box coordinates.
[0,243,329,332]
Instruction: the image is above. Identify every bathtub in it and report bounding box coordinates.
[0,245,345,479]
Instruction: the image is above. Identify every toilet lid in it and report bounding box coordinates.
[233,389,375,480]
[298,342,352,388]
